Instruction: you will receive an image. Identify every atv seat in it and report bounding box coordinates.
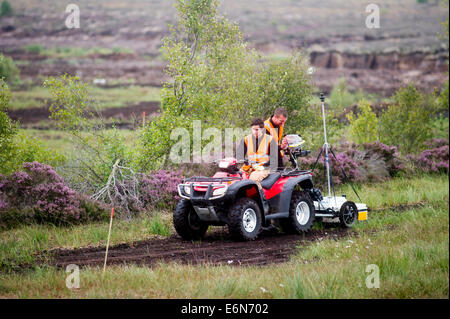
[260,173,281,189]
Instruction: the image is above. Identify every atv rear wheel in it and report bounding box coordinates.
[173,199,209,240]
[228,197,262,241]
[280,190,315,234]
[339,201,358,228]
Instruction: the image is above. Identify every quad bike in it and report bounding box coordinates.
[173,93,368,241]
[173,133,368,241]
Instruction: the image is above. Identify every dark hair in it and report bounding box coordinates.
[274,107,287,118]
[250,118,264,128]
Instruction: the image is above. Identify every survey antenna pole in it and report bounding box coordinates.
[320,92,331,198]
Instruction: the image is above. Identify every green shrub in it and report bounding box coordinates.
[328,78,379,112]
[329,78,360,111]
[347,99,379,144]
[139,0,314,169]
[432,114,449,141]
[0,0,13,18]
[1,131,66,174]
[256,52,315,131]
[25,44,43,54]
[437,80,448,112]
[379,84,438,154]
[0,53,20,84]
[44,75,133,192]
[0,79,64,174]
[0,79,18,172]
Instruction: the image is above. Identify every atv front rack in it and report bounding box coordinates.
[178,181,230,201]
[183,176,241,183]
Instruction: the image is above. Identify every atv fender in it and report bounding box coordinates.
[276,175,314,216]
[224,180,259,199]
[223,179,266,219]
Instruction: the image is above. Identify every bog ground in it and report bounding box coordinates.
[0,0,448,300]
[0,174,448,298]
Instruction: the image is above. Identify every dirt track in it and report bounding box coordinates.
[46,227,351,269]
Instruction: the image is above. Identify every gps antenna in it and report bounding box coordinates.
[320,92,332,198]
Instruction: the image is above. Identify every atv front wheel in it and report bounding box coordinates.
[339,201,358,228]
[173,199,209,240]
[228,197,262,241]
[280,190,315,234]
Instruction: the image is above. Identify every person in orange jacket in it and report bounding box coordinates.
[237,118,278,190]
[264,107,289,168]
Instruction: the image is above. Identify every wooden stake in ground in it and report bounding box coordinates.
[103,207,114,274]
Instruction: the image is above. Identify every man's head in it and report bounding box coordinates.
[250,118,265,138]
[271,107,287,127]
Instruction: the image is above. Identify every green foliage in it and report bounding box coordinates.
[0,79,17,172]
[149,213,171,236]
[431,114,449,140]
[301,104,342,151]
[135,110,185,170]
[329,78,357,110]
[160,0,262,127]
[0,80,64,174]
[0,77,9,110]
[257,52,314,132]
[437,79,448,111]
[44,75,93,132]
[328,78,368,111]
[44,74,132,191]
[347,99,379,144]
[379,84,438,154]
[139,0,313,168]
[1,132,65,174]
[0,0,13,18]
[438,1,448,114]
[25,44,43,54]
[0,53,20,84]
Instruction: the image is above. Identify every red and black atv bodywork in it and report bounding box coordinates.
[175,157,321,241]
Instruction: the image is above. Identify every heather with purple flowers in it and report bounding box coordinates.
[298,149,359,186]
[0,162,109,228]
[33,182,81,223]
[140,169,183,210]
[299,140,407,185]
[22,161,63,184]
[409,145,449,174]
[361,141,404,176]
[424,138,449,149]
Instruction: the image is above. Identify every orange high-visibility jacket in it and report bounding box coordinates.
[244,133,273,166]
[264,118,284,145]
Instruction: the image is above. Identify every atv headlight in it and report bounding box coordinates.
[184,185,191,195]
[212,187,226,197]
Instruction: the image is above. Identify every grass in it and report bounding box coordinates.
[23,45,134,59]
[0,173,448,298]
[337,174,448,213]
[0,211,173,273]
[8,85,161,110]
[19,128,139,156]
